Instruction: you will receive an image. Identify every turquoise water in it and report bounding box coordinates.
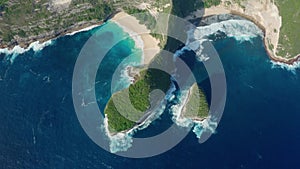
[0,20,300,168]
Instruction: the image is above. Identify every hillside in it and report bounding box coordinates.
[0,0,171,49]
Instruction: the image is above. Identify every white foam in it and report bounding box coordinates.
[0,40,53,63]
[112,66,134,93]
[171,19,264,140]
[106,102,167,153]
[0,23,102,63]
[171,89,194,128]
[106,81,176,153]
[174,46,189,58]
[113,22,144,50]
[109,132,133,153]
[190,19,263,43]
[29,40,53,52]
[192,122,204,138]
[103,116,133,153]
[66,24,100,36]
[169,88,218,139]
[271,60,300,74]
[176,19,264,61]
[192,117,217,138]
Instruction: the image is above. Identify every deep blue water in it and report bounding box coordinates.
[0,21,300,169]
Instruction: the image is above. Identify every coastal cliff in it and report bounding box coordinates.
[186,0,300,64]
[2,0,299,64]
[0,0,170,50]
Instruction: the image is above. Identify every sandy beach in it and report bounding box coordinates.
[186,0,300,65]
[111,12,160,65]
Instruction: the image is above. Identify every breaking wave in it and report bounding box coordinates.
[170,89,194,128]
[177,19,264,63]
[188,19,263,43]
[106,81,177,153]
[1,40,53,63]
[171,18,264,139]
[169,88,217,139]
[192,117,218,139]
[271,60,300,74]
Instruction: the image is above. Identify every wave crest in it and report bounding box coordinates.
[106,81,177,153]
[1,40,53,63]
[189,19,263,43]
[271,60,300,73]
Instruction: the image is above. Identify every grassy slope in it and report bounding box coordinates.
[274,0,300,58]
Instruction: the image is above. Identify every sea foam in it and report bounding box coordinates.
[66,24,100,36]
[190,19,264,43]
[186,18,299,72]
[106,82,177,153]
[176,19,264,63]
[169,87,217,139]
[171,19,264,139]
[171,89,194,128]
[271,60,300,74]
[192,117,217,139]
[0,40,53,63]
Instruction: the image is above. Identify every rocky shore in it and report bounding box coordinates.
[0,20,102,50]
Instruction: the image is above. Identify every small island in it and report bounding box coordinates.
[1,0,300,152]
[104,68,171,133]
[181,83,209,122]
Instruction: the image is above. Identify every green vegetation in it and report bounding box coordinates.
[183,83,209,119]
[268,41,274,51]
[123,6,146,15]
[105,68,171,132]
[0,0,7,8]
[203,0,221,8]
[123,6,170,48]
[103,0,174,133]
[128,71,151,112]
[274,0,300,58]
[172,0,204,17]
[0,0,114,43]
[105,92,136,133]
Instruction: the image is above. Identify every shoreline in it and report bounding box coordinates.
[180,85,207,123]
[228,11,300,65]
[0,21,104,56]
[110,11,160,65]
[1,11,161,65]
[104,83,173,137]
[187,1,300,65]
[2,7,299,65]
[0,20,104,50]
[0,10,121,52]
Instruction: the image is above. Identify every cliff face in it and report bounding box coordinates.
[221,0,283,60]
[0,0,171,49]
[187,0,300,62]
[0,0,113,48]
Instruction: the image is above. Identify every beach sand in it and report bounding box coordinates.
[185,0,300,64]
[111,12,160,65]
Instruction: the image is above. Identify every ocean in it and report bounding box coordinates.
[0,19,299,169]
